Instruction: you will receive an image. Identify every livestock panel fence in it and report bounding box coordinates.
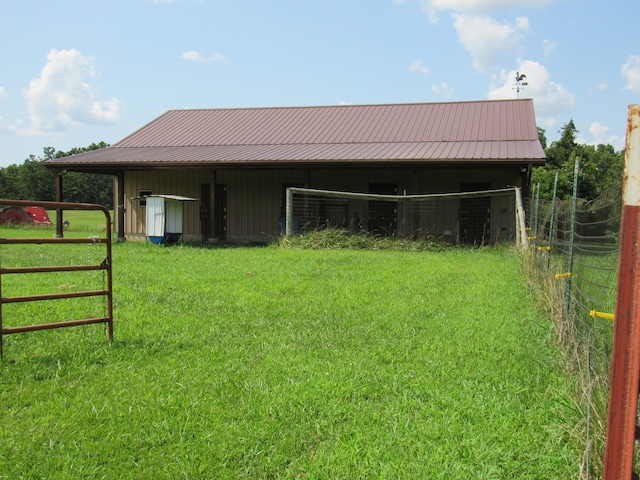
[284,186,528,246]
[527,105,640,479]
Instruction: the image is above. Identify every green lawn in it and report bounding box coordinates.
[0,231,581,478]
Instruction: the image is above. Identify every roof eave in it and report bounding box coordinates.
[45,157,546,172]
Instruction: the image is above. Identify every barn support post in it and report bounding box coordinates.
[303,169,310,189]
[522,163,532,199]
[55,172,64,238]
[209,170,216,240]
[116,171,125,242]
[412,168,421,237]
[603,104,640,479]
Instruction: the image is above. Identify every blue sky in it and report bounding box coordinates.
[0,0,638,167]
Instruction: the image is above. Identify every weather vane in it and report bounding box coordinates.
[514,72,528,98]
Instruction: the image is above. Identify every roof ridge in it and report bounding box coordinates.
[164,98,531,114]
[114,137,541,149]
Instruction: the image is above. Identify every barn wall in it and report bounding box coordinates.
[120,166,522,243]
[123,170,203,241]
[216,169,305,243]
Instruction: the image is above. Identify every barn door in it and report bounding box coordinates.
[459,183,491,245]
[215,184,227,241]
[369,183,397,236]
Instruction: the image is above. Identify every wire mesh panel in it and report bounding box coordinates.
[531,183,620,326]
[286,187,519,245]
[527,180,622,476]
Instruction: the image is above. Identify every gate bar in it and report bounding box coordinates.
[2,264,107,274]
[4,316,111,334]
[3,290,109,304]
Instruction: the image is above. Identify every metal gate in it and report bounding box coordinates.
[0,200,113,358]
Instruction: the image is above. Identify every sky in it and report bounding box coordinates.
[0,0,638,167]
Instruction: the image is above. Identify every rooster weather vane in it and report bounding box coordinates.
[514,72,528,98]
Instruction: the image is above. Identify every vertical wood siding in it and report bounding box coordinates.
[124,170,202,241]
[217,169,305,242]
[122,166,522,243]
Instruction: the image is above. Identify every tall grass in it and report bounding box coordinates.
[279,228,449,251]
[521,249,611,477]
[1,230,582,478]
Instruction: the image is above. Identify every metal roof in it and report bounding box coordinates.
[47,99,545,171]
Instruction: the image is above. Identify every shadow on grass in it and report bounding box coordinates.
[1,331,196,372]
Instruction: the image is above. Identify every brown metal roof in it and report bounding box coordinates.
[47,99,545,171]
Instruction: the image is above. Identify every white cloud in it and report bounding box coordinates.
[0,86,7,99]
[21,49,123,135]
[487,59,574,116]
[431,82,454,98]
[537,116,558,135]
[582,121,625,151]
[621,55,640,93]
[149,0,203,3]
[542,39,556,58]
[588,121,609,143]
[420,0,555,22]
[181,50,230,64]
[514,16,529,30]
[408,59,430,75]
[422,0,554,14]
[452,13,529,74]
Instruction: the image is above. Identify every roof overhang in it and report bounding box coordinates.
[46,141,546,173]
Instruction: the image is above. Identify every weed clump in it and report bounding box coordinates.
[279,228,450,251]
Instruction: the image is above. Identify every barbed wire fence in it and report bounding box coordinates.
[526,163,621,479]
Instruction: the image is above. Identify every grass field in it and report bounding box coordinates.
[0,215,582,478]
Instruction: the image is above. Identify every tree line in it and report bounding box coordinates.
[0,142,113,209]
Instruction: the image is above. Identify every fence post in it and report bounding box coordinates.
[603,104,640,479]
[531,183,540,249]
[514,187,528,247]
[532,183,540,242]
[565,157,580,313]
[285,187,294,237]
[547,172,559,268]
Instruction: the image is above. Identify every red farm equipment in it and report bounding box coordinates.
[0,205,52,226]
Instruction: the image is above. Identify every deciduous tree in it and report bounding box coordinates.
[0,142,113,208]
[532,120,624,201]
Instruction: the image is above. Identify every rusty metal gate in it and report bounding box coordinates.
[0,200,113,358]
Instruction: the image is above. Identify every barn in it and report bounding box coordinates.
[45,99,545,244]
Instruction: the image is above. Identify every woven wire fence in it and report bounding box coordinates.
[527,177,621,478]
